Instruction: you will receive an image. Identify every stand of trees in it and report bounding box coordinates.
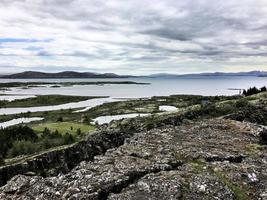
[0,125,76,163]
[243,86,267,96]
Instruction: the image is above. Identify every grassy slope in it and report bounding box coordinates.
[32,122,95,135]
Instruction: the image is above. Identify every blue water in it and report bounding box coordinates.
[0,76,266,97]
[0,76,266,115]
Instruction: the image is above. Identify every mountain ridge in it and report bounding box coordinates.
[0,71,132,79]
[148,70,267,78]
[1,70,267,79]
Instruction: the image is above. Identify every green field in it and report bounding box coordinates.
[32,122,96,135]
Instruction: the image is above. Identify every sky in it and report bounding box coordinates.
[0,0,267,75]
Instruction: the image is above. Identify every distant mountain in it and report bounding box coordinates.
[0,71,131,79]
[148,71,267,78]
[1,70,267,79]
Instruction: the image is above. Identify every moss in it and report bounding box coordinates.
[245,144,262,155]
[189,159,205,174]
[213,170,250,200]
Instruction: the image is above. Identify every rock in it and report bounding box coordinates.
[0,118,266,199]
[108,171,183,200]
[188,174,234,200]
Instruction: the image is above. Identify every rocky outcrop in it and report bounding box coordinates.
[1,118,266,199]
[0,130,133,187]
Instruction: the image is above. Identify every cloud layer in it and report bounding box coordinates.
[0,0,266,74]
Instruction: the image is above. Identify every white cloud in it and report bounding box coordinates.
[0,0,267,75]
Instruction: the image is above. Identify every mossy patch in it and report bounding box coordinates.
[213,170,250,200]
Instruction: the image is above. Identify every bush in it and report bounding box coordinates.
[63,133,75,144]
[41,127,51,138]
[235,99,249,108]
[259,129,267,145]
[0,125,38,157]
[41,137,65,149]
[7,140,39,157]
[57,116,63,122]
[0,154,4,165]
[76,128,82,135]
[260,86,267,92]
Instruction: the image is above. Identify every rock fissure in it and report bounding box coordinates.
[205,155,245,163]
[98,161,183,200]
[0,118,266,199]
[0,130,134,187]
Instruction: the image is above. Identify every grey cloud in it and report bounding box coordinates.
[0,0,266,73]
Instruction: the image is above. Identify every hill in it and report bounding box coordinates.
[149,71,267,78]
[0,71,131,79]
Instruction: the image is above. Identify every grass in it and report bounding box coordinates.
[245,143,262,155]
[32,122,95,135]
[213,170,250,200]
[0,95,97,108]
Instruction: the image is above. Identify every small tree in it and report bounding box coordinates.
[57,116,63,122]
[260,86,267,92]
[42,127,51,138]
[235,99,249,108]
[0,153,4,165]
[76,128,82,136]
[64,133,75,144]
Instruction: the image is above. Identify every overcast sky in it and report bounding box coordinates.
[0,0,267,75]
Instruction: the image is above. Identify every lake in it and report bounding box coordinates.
[1,76,267,97]
[0,76,266,115]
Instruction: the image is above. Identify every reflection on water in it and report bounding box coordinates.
[0,117,44,128]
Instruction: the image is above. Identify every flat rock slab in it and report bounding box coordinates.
[0,118,266,199]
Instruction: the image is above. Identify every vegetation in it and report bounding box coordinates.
[0,126,38,158]
[243,86,266,96]
[0,81,149,89]
[259,129,267,145]
[32,122,95,136]
[0,92,266,162]
[0,95,94,108]
[213,170,250,200]
[0,122,95,162]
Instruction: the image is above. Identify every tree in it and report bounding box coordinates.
[63,133,75,144]
[0,153,4,165]
[260,86,267,92]
[41,127,51,138]
[57,116,63,122]
[76,128,82,136]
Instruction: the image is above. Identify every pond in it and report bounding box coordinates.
[93,113,149,125]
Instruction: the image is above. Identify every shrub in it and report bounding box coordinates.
[7,140,39,157]
[76,128,82,135]
[259,129,267,145]
[0,154,4,165]
[260,86,267,92]
[235,99,249,108]
[63,133,75,144]
[41,127,51,138]
[57,116,63,122]
[0,125,38,157]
